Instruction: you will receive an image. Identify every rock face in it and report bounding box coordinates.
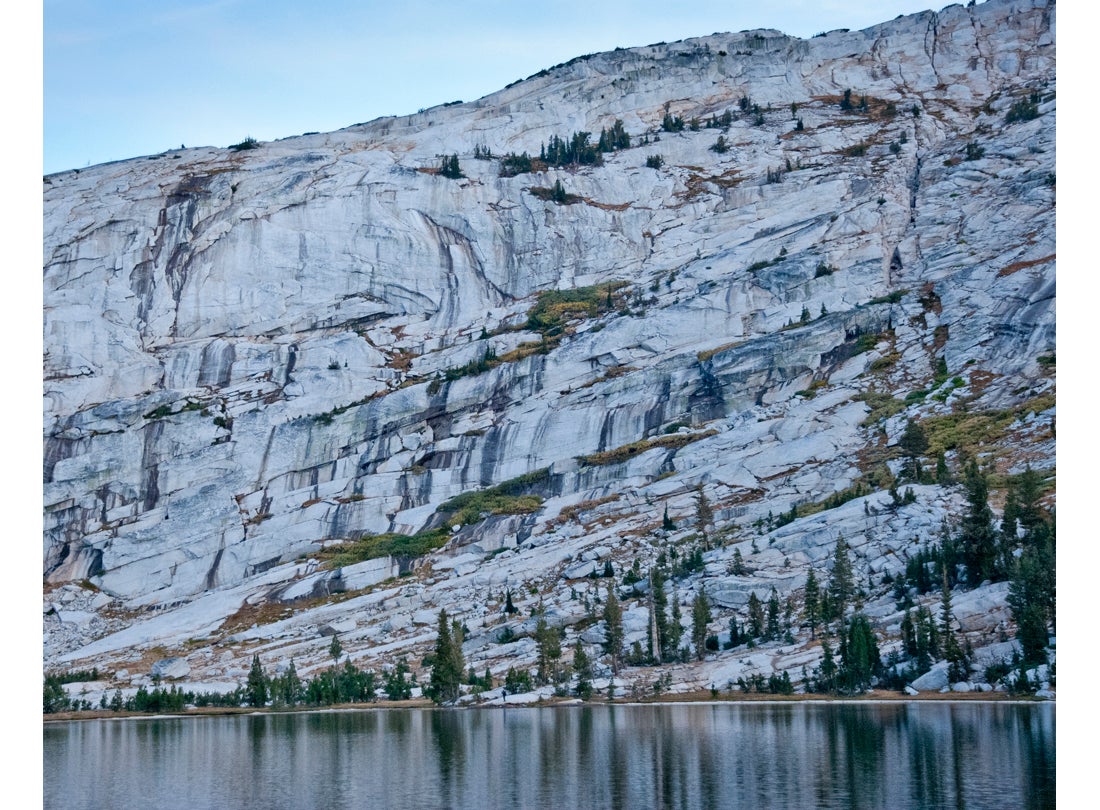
[43,0,1055,692]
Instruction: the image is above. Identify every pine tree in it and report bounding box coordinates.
[901,609,916,657]
[246,653,269,708]
[940,568,969,682]
[662,505,675,531]
[504,588,518,614]
[747,592,765,639]
[572,639,593,699]
[1008,518,1055,667]
[728,615,741,648]
[650,568,669,660]
[803,568,821,639]
[695,483,714,541]
[440,153,463,179]
[838,614,880,694]
[691,591,712,660]
[959,460,998,584]
[602,587,625,673]
[816,641,838,693]
[383,657,413,700]
[534,616,562,685]
[898,419,928,481]
[666,586,684,660]
[429,609,463,703]
[766,587,782,641]
[328,634,343,664]
[281,659,302,706]
[828,536,855,621]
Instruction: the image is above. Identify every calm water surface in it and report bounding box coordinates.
[44,702,1054,810]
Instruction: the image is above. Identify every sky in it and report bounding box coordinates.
[43,0,952,175]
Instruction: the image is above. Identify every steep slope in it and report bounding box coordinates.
[43,0,1055,699]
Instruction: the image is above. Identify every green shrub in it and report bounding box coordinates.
[1005,93,1040,124]
[229,136,259,151]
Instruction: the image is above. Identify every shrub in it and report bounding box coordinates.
[439,154,463,178]
[229,136,259,151]
[1005,93,1040,124]
[499,152,533,177]
[710,136,729,154]
[645,154,664,169]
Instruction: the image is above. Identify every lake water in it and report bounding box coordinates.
[44,701,1054,809]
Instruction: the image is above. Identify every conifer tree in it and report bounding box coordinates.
[691,591,712,660]
[1008,515,1055,666]
[828,536,855,620]
[281,659,303,706]
[329,634,343,664]
[901,609,916,658]
[246,653,269,708]
[766,587,782,641]
[662,505,675,531]
[534,616,562,685]
[803,568,821,639]
[650,568,669,660]
[898,419,928,481]
[747,592,765,639]
[695,483,715,541]
[940,568,969,682]
[440,153,463,179]
[838,614,880,694]
[959,460,998,584]
[667,586,684,660]
[429,609,464,703]
[816,641,838,693]
[572,639,593,699]
[602,587,625,673]
[728,615,741,648]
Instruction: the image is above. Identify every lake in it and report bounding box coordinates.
[43,701,1054,809]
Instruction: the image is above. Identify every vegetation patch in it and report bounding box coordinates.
[316,530,450,569]
[867,290,907,306]
[529,181,581,205]
[578,430,717,467]
[697,341,742,362]
[857,392,905,425]
[436,467,550,526]
[917,394,1055,457]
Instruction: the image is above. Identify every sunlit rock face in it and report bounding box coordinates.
[44,0,1054,688]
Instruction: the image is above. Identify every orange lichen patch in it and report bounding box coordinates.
[997,253,1055,277]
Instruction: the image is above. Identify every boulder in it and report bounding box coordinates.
[150,657,191,680]
[909,665,949,692]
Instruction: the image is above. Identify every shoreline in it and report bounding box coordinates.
[43,688,1051,723]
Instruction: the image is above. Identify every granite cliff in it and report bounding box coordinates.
[43,0,1055,701]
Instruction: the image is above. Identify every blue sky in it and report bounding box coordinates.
[43,0,948,174]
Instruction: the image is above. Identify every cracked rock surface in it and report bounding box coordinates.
[44,0,1055,696]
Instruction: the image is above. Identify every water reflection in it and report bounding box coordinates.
[44,702,1054,810]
